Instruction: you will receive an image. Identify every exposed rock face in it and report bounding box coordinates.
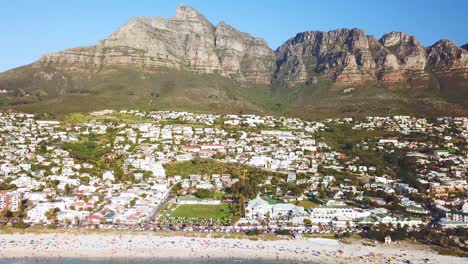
[215,22,275,84]
[37,5,275,84]
[427,40,468,71]
[379,32,427,71]
[11,5,468,92]
[426,40,468,95]
[374,32,431,87]
[274,29,467,89]
[367,36,404,83]
[274,29,375,86]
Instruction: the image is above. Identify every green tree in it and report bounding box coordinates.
[195,188,214,199]
[45,208,60,224]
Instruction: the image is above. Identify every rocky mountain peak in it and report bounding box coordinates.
[274,28,375,86]
[174,5,206,19]
[1,5,467,117]
[427,39,468,71]
[171,5,214,35]
[462,43,468,51]
[274,28,467,90]
[380,32,421,47]
[429,39,461,52]
[344,28,370,50]
[13,6,468,94]
[36,5,274,85]
[378,31,427,71]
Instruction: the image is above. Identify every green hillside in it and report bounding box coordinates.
[0,64,466,119]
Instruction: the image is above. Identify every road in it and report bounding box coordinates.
[144,190,174,225]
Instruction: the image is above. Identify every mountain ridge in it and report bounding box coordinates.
[0,5,466,118]
[35,5,276,85]
[26,5,468,88]
[274,29,467,92]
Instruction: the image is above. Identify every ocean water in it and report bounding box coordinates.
[0,260,277,264]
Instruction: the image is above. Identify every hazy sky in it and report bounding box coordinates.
[1,0,467,72]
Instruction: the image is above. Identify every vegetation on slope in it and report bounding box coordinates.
[0,65,466,119]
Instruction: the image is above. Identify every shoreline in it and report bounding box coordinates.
[0,258,283,264]
[0,257,282,263]
[0,232,466,264]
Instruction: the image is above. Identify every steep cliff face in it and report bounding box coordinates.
[426,40,468,98]
[37,5,275,84]
[379,32,427,71]
[274,29,468,90]
[21,6,468,90]
[215,22,275,84]
[427,40,468,72]
[274,29,375,86]
[375,32,432,88]
[0,5,467,117]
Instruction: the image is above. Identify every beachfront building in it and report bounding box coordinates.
[373,215,424,227]
[385,235,392,244]
[0,191,22,212]
[245,194,305,220]
[26,202,66,224]
[56,210,89,225]
[307,206,370,224]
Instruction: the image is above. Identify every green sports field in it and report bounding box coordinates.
[170,203,233,219]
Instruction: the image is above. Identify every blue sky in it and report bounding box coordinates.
[1,0,467,72]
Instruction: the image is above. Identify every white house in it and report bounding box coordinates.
[245,195,305,220]
[308,206,370,224]
[26,202,66,224]
[103,171,115,182]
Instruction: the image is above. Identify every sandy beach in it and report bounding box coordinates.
[0,232,465,264]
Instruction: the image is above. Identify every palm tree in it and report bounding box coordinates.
[287,211,293,221]
[5,210,13,222]
[377,222,388,232]
[240,169,248,185]
[15,205,27,219]
[45,208,59,224]
[265,212,271,227]
[0,209,13,222]
[0,209,7,219]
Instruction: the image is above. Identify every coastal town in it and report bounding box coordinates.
[0,110,466,254]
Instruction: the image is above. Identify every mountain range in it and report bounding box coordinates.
[0,5,467,118]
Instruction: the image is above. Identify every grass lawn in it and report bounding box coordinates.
[170,203,232,219]
[296,200,319,209]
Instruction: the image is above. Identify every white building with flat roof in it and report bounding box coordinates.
[245,195,305,220]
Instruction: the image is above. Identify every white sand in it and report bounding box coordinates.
[0,233,465,263]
